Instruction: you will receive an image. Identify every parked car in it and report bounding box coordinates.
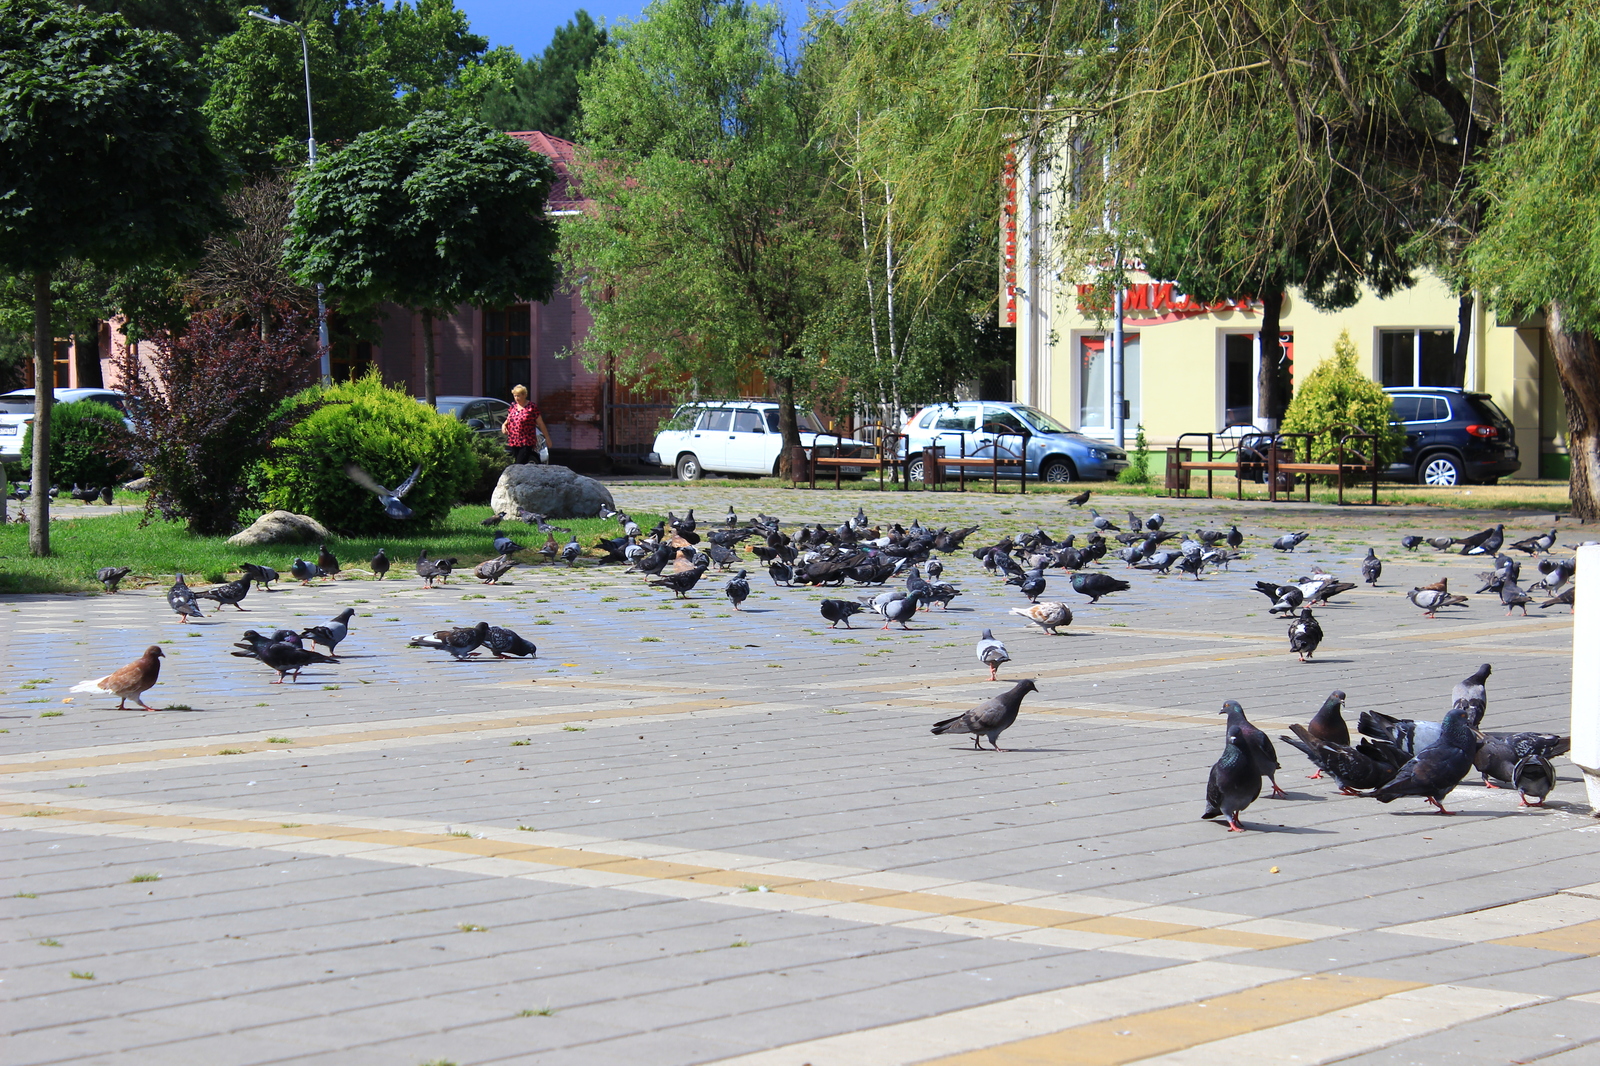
[647,400,872,480]
[0,388,134,464]
[899,401,1130,482]
[1383,387,1519,485]
[434,396,511,437]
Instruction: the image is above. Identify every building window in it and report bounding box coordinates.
[1379,329,1459,387]
[1078,334,1140,430]
[329,340,371,382]
[483,305,531,400]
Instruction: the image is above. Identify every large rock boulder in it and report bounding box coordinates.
[491,464,614,520]
[228,510,331,547]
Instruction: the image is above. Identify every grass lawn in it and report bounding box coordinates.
[0,504,662,595]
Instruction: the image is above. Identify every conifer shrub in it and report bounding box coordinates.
[261,371,476,533]
[19,400,131,490]
[1281,331,1403,480]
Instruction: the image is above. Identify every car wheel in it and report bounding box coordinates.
[907,457,926,483]
[675,453,703,481]
[1040,458,1076,483]
[1419,454,1463,487]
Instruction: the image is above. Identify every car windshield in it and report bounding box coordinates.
[764,409,823,434]
[1014,405,1071,433]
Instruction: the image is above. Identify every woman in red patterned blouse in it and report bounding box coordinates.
[504,384,551,465]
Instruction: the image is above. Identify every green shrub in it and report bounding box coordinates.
[260,371,476,534]
[1117,423,1151,485]
[19,400,132,490]
[1281,331,1403,479]
[463,431,511,503]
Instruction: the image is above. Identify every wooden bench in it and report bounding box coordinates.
[918,430,1031,493]
[1168,430,1380,504]
[796,432,907,491]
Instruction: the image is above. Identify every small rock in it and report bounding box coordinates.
[227,510,331,547]
[123,477,151,492]
[491,465,615,520]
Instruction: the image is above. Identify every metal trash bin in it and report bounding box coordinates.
[921,446,945,485]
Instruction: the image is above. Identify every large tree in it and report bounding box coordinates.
[284,111,561,404]
[0,0,232,554]
[563,0,837,474]
[480,10,607,138]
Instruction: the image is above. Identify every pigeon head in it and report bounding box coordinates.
[1015,678,1038,696]
[144,646,164,660]
[1219,700,1245,718]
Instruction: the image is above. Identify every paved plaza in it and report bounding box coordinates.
[3,483,1596,1065]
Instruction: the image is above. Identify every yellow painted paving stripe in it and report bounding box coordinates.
[918,974,1423,1066]
[0,698,755,777]
[1491,918,1600,955]
[1,800,1304,951]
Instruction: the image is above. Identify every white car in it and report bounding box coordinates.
[647,400,873,480]
[0,388,134,464]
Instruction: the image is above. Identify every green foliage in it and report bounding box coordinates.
[1117,424,1151,485]
[1281,331,1402,478]
[261,372,478,534]
[480,10,606,137]
[463,431,511,503]
[18,401,131,489]
[285,111,560,314]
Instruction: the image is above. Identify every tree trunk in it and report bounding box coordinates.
[1256,290,1289,428]
[30,270,52,556]
[421,308,437,406]
[1547,301,1600,520]
[76,322,105,388]
[775,369,800,480]
[1453,293,1474,383]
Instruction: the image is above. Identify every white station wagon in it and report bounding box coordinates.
[647,400,872,480]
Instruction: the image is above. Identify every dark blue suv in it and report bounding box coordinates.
[1384,387,1519,486]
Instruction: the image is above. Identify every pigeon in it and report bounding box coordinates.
[925,582,962,610]
[316,543,341,579]
[1476,732,1569,803]
[1304,690,1350,746]
[71,646,163,710]
[240,563,278,590]
[1280,728,1405,795]
[1452,664,1491,725]
[1287,608,1323,662]
[344,462,422,519]
[1508,755,1557,806]
[1425,536,1456,550]
[1148,513,1166,531]
[1175,553,1205,580]
[768,560,793,587]
[1400,535,1423,551]
[167,574,204,621]
[97,566,131,593]
[485,626,538,658]
[1460,524,1505,556]
[1361,548,1382,585]
[1066,490,1090,507]
[1509,528,1557,555]
[234,635,338,683]
[819,599,864,629]
[1225,524,1243,548]
[926,557,944,580]
[1534,556,1577,593]
[649,562,709,599]
[1070,573,1129,603]
[976,628,1010,681]
[1369,706,1478,813]
[931,678,1037,751]
[1500,581,1533,616]
[407,621,490,659]
[416,550,457,587]
[370,549,389,580]
[301,607,355,653]
[1009,601,1072,634]
[1271,532,1309,552]
[1221,700,1285,797]
[1015,566,1046,602]
[473,555,518,584]
[1201,735,1262,832]
[290,558,326,585]
[99,485,114,505]
[881,589,925,630]
[561,534,582,566]
[194,576,251,611]
[1407,587,1468,617]
[480,512,506,527]
[493,532,526,556]
[1089,509,1120,531]
[1539,587,1576,611]
[725,569,750,610]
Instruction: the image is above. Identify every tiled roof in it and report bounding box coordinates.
[504,131,585,212]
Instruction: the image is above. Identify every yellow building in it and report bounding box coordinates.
[1006,167,1566,480]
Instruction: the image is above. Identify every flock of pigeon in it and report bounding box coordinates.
[65,495,1580,831]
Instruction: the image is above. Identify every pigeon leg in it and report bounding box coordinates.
[1226,813,1246,832]
[116,698,128,710]
[1308,770,1324,779]
[1484,778,1502,789]
[988,664,998,682]
[881,620,891,631]
[970,736,981,750]
[1338,786,1360,796]
[137,695,158,711]
[1425,796,1455,815]
[1268,778,1287,798]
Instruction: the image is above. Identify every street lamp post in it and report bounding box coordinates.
[249,10,331,383]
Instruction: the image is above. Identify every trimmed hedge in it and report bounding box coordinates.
[19,399,131,490]
[261,372,477,534]
[1282,331,1403,479]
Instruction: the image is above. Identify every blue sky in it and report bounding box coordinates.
[457,0,816,59]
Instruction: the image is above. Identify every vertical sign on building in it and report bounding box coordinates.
[1002,154,1019,325]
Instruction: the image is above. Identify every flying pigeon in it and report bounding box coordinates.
[931,678,1037,750]
[1287,608,1323,662]
[976,628,1010,682]
[370,549,390,580]
[1009,601,1072,634]
[820,599,864,628]
[474,555,518,584]
[1201,735,1262,832]
[1221,700,1285,797]
[407,621,491,659]
[485,625,537,658]
[725,569,750,610]
[167,574,204,621]
[301,607,355,653]
[1407,587,1468,617]
[1361,548,1382,585]
[344,462,422,519]
[71,646,163,710]
[316,544,341,579]
[97,566,131,593]
[1071,572,1129,603]
[1368,706,1478,813]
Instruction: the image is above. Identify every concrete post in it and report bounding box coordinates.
[1571,544,1600,814]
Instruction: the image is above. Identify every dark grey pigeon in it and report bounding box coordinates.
[1281,727,1404,795]
[1201,735,1262,832]
[370,549,389,580]
[195,576,251,611]
[290,558,326,585]
[1287,609,1323,662]
[1369,706,1477,813]
[97,566,131,593]
[1361,548,1382,585]
[485,626,537,659]
[1539,586,1576,611]
[167,574,204,621]
[408,621,490,659]
[1071,572,1130,603]
[1359,706,1454,757]
[1510,755,1557,806]
[1271,532,1310,552]
[231,630,338,684]
[493,532,526,556]
[1462,524,1505,556]
[1221,700,1284,797]
[1509,528,1557,555]
[880,589,925,630]
[1400,535,1423,551]
[1474,730,1569,796]
[301,607,355,653]
[819,599,864,628]
[931,678,1037,751]
[240,563,278,590]
[724,569,750,610]
[1500,581,1533,616]
[1452,664,1491,726]
[344,462,422,519]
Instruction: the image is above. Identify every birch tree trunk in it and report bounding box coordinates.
[29,270,52,556]
[421,308,437,406]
